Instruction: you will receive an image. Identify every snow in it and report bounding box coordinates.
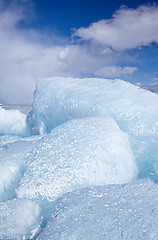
[37,179,158,240]
[0,107,28,136]
[0,199,41,240]
[0,77,158,239]
[17,117,138,202]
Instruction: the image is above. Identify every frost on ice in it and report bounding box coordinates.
[0,135,42,202]
[0,199,41,240]
[38,179,158,240]
[17,117,138,202]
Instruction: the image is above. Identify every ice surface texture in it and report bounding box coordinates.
[38,179,158,240]
[27,77,158,181]
[28,77,158,135]
[1,77,158,239]
[0,199,41,240]
[17,117,138,202]
[0,107,28,136]
[0,135,42,201]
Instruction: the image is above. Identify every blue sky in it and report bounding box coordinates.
[0,0,158,103]
[32,0,150,34]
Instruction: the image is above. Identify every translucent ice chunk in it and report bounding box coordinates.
[0,199,41,240]
[0,135,42,201]
[17,117,138,202]
[27,77,158,181]
[37,179,158,240]
[27,77,158,136]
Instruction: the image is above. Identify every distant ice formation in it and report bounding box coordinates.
[0,107,28,136]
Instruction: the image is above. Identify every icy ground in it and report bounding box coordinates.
[1,77,158,239]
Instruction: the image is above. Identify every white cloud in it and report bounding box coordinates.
[0,1,139,104]
[74,4,158,51]
[94,66,137,78]
[0,7,116,104]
